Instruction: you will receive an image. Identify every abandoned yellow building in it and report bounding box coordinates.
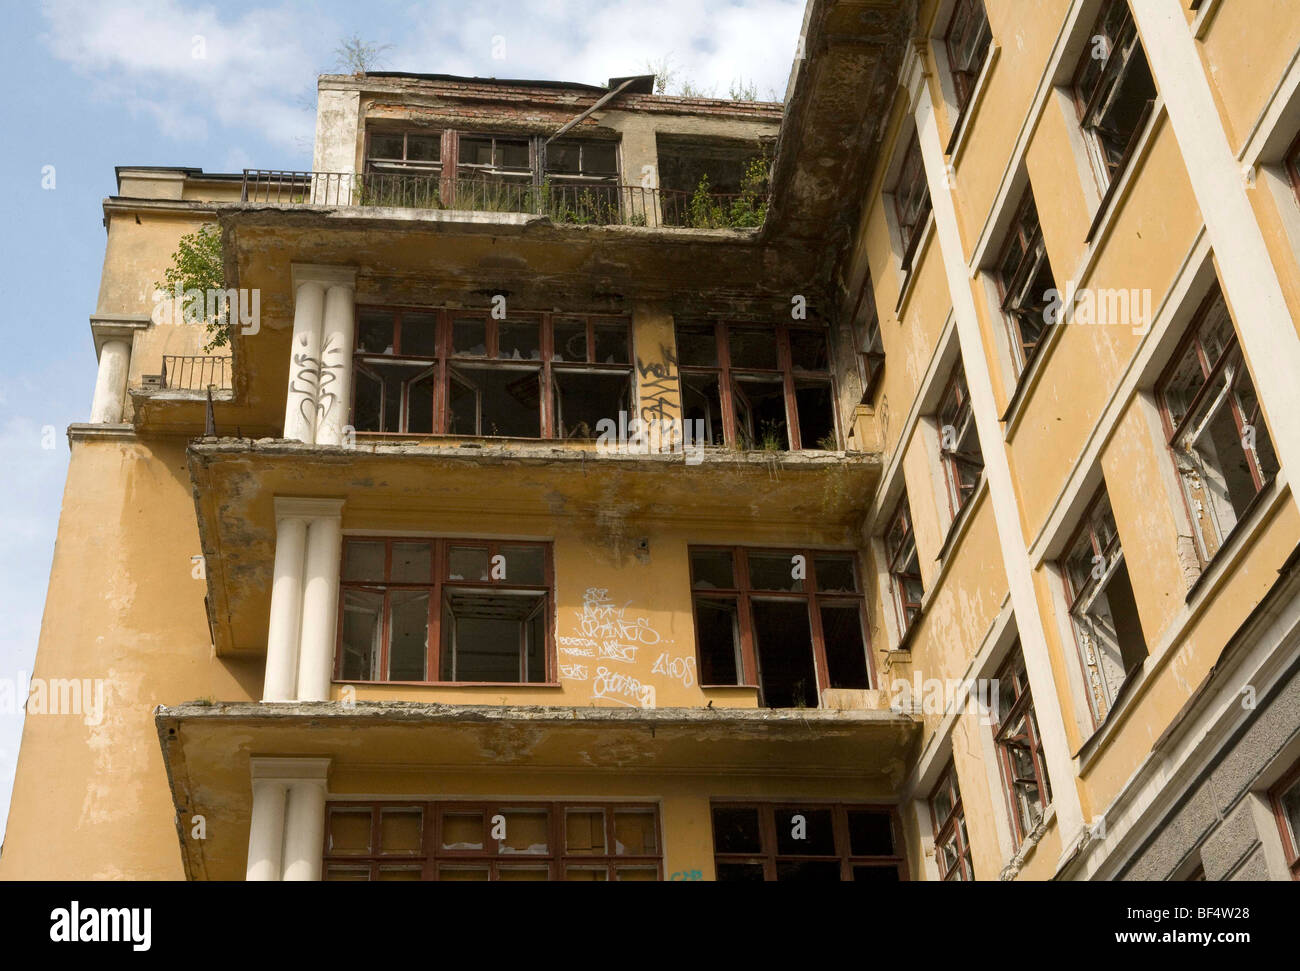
[4,0,1300,882]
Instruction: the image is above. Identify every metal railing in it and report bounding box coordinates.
[240,170,768,229]
[161,355,232,391]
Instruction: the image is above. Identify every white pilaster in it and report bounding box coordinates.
[315,283,357,447]
[247,758,330,882]
[910,79,1087,848]
[262,509,308,701]
[89,338,131,424]
[297,505,345,702]
[284,280,325,444]
[1130,0,1300,504]
[245,778,287,881]
[282,779,328,881]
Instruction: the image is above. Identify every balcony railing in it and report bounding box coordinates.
[161,355,232,391]
[240,170,768,230]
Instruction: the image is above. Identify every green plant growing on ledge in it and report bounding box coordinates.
[758,419,785,452]
[156,223,230,351]
[816,431,839,451]
[686,156,770,229]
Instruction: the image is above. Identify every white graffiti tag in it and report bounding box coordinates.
[591,666,656,708]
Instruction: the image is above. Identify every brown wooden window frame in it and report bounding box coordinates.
[937,361,983,518]
[675,319,839,451]
[334,537,555,686]
[884,492,923,642]
[1269,761,1300,880]
[992,647,1053,846]
[710,801,907,881]
[1070,0,1157,193]
[351,306,634,441]
[944,0,993,117]
[1060,488,1147,727]
[687,546,873,706]
[893,132,932,274]
[929,761,974,880]
[323,800,663,881]
[1155,285,1279,567]
[1288,130,1300,202]
[994,186,1057,378]
[850,275,885,403]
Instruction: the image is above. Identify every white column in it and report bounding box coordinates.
[245,779,287,881]
[89,338,131,423]
[910,77,1087,847]
[262,511,308,702]
[297,506,344,702]
[284,280,325,444]
[315,283,357,447]
[281,779,328,881]
[1130,0,1300,506]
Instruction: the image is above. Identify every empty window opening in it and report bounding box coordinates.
[1071,0,1157,190]
[993,648,1053,845]
[1061,488,1147,725]
[688,547,870,708]
[337,538,552,685]
[945,0,993,116]
[884,493,923,641]
[930,762,974,880]
[937,361,983,517]
[1157,286,1279,564]
[994,186,1057,377]
[711,803,905,881]
[892,133,932,272]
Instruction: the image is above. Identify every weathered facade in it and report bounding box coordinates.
[4,0,1300,881]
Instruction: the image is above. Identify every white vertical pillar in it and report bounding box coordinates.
[297,505,345,702]
[315,283,357,447]
[89,338,131,423]
[908,70,1086,847]
[281,779,328,881]
[263,510,308,702]
[284,280,325,444]
[1129,0,1300,505]
[245,778,287,881]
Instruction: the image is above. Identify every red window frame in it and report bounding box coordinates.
[334,537,555,686]
[1070,0,1156,191]
[893,133,932,273]
[937,362,983,518]
[944,0,993,115]
[992,647,1053,845]
[884,493,923,641]
[675,319,838,451]
[351,306,633,440]
[1154,286,1279,566]
[687,546,873,706]
[994,187,1056,377]
[323,800,663,881]
[710,802,907,881]
[929,761,974,880]
[1270,762,1300,880]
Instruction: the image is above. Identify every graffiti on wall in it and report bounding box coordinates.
[636,344,681,425]
[559,588,688,708]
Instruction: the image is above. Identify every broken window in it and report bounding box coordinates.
[893,133,931,273]
[352,309,440,434]
[851,275,885,402]
[363,129,443,207]
[1061,488,1148,726]
[351,308,632,441]
[1289,131,1300,202]
[1270,762,1300,879]
[1156,287,1278,565]
[1072,0,1157,190]
[994,186,1058,377]
[930,761,974,880]
[945,0,993,115]
[543,139,621,220]
[884,493,923,642]
[675,319,838,450]
[688,547,870,708]
[712,803,905,881]
[324,801,661,880]
[336,538,551,685]
[993,647,1053,845]
[937,361,983,517]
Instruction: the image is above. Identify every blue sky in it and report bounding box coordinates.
[0,0,803,845]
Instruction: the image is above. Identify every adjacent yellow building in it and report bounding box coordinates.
[3,0,1300,881]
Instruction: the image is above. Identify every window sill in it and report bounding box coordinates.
[935,474,987,566]
[944,44,1000,163]
[1001,802,1055,880]
[999,323,1063,438]
[894,213,937,315]
[1083,98,1165,246]
[1184,477,1282,603]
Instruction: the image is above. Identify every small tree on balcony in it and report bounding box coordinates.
[156,224,232,351]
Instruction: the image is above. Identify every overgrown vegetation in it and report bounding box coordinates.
[335,34,392,74]
[685,156,770,229]
[644,54,777,101]
[156,224,232,351]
